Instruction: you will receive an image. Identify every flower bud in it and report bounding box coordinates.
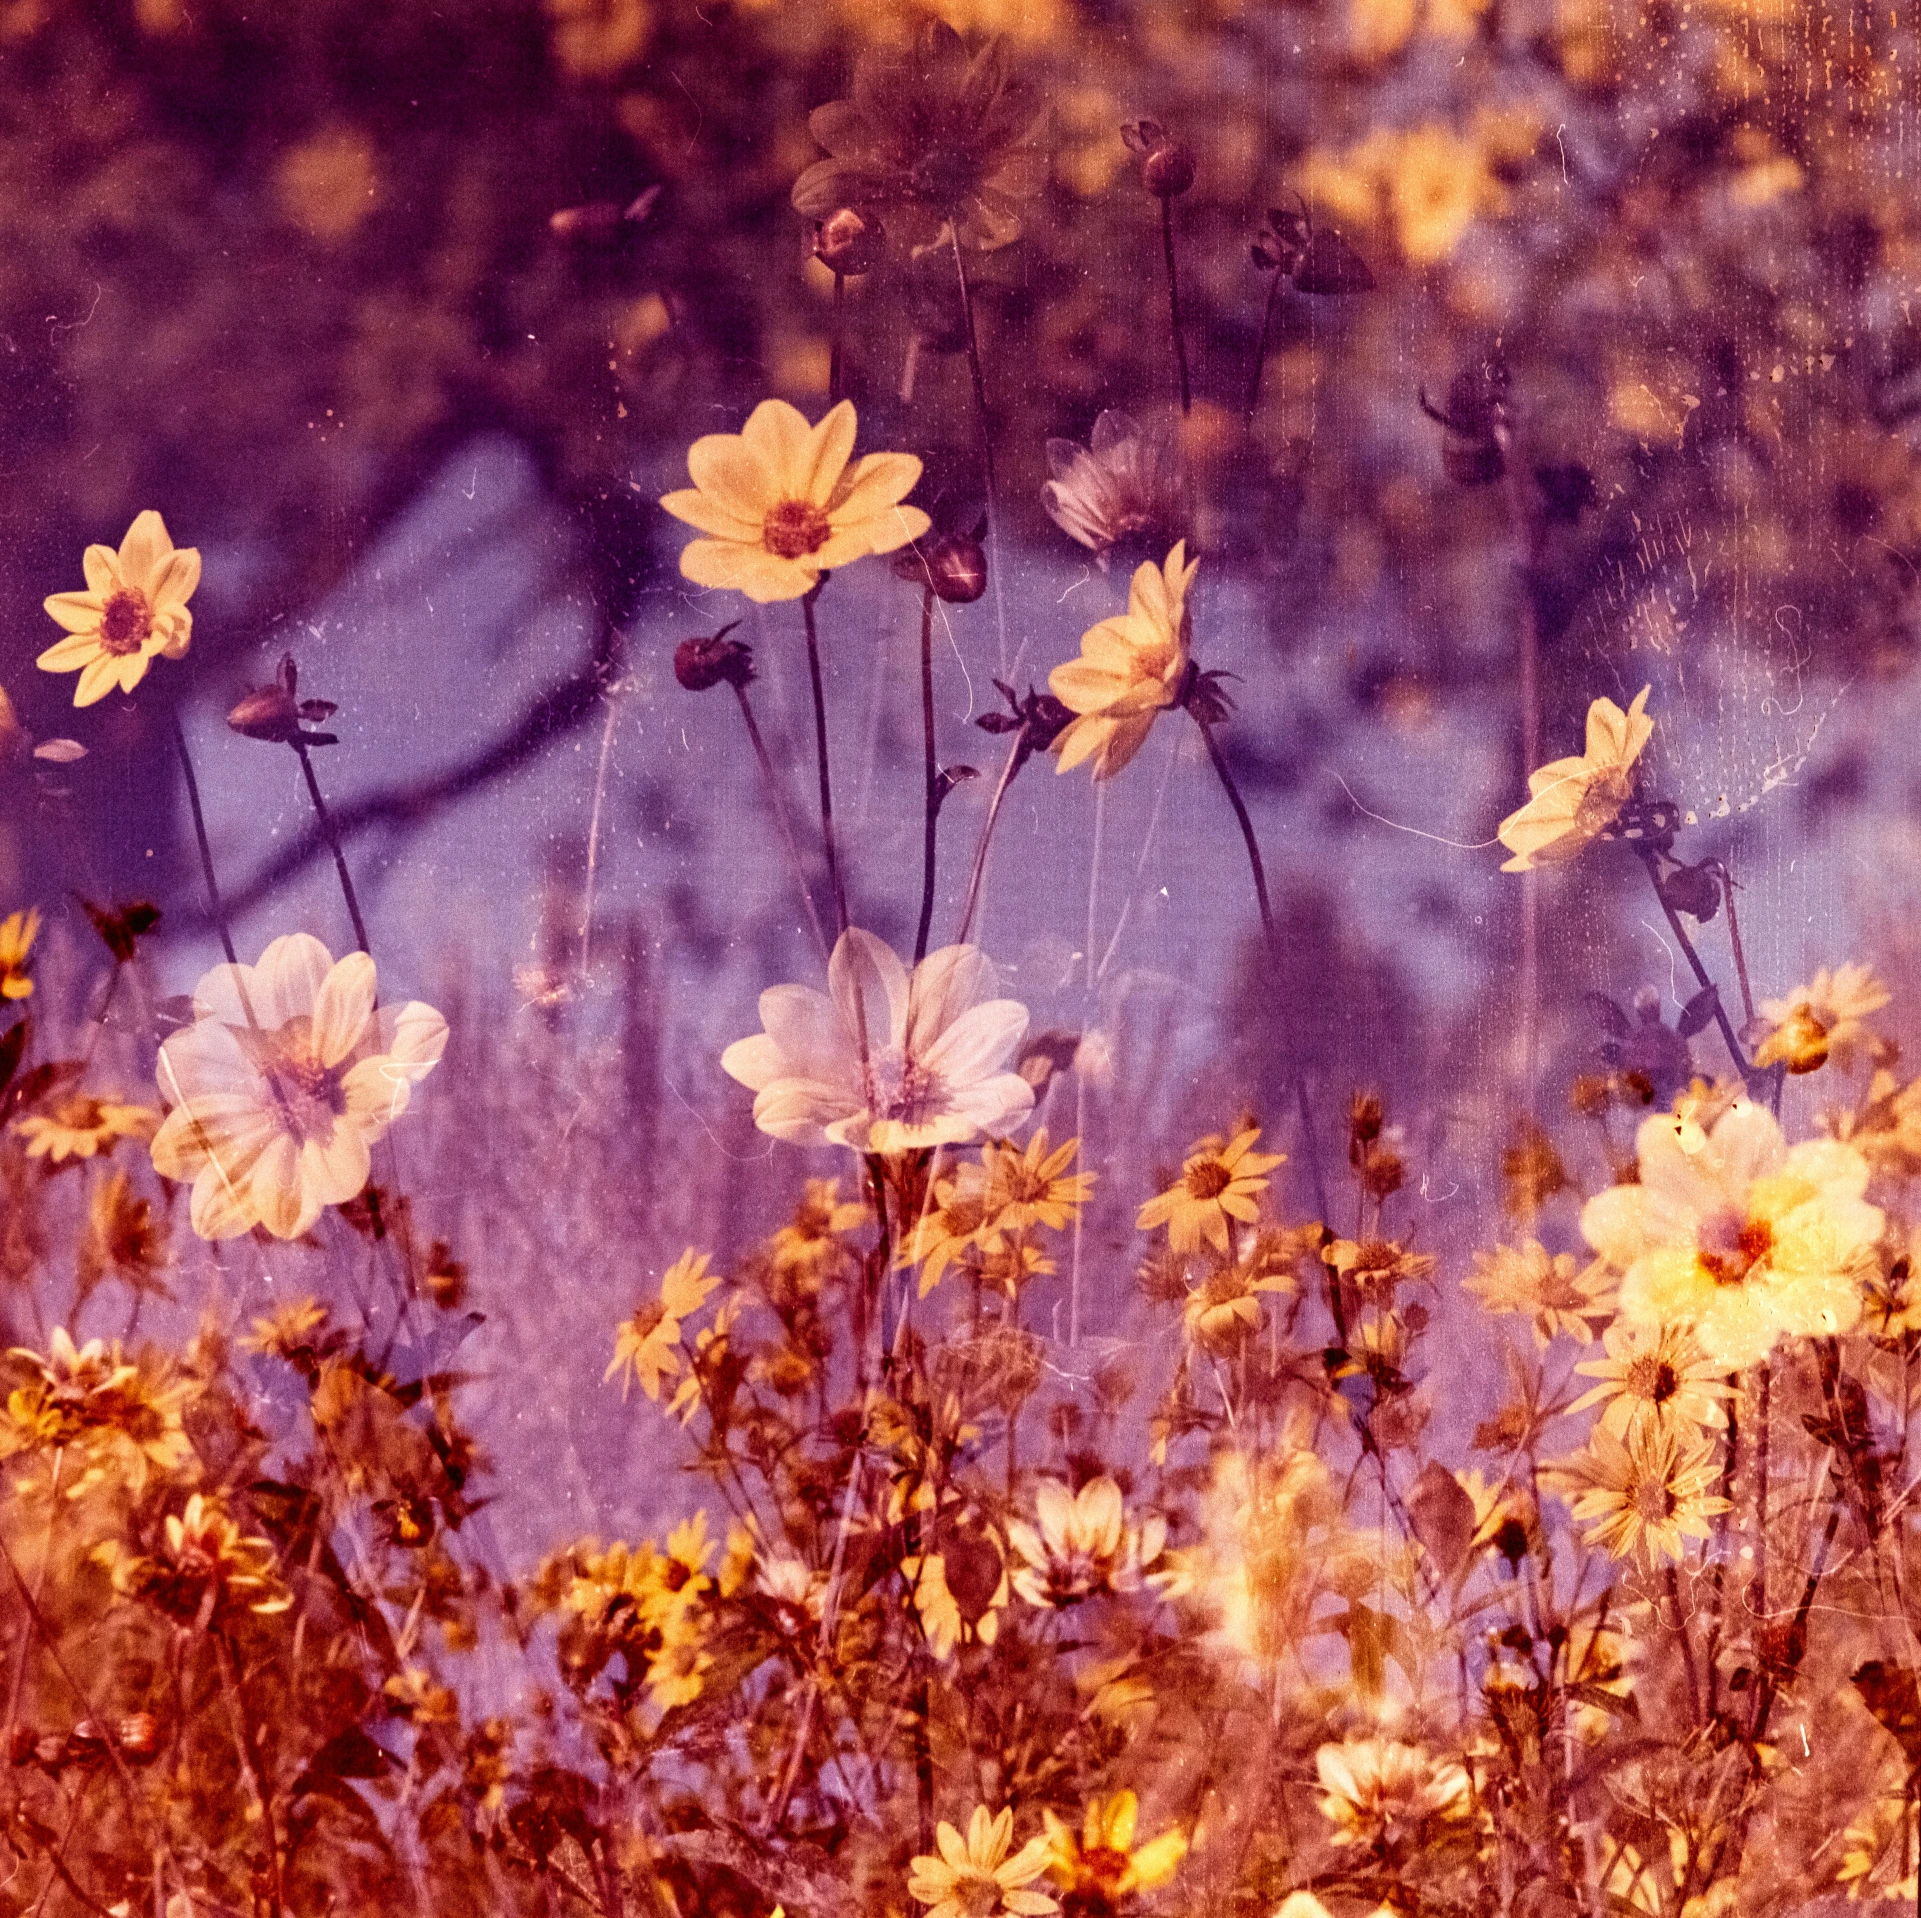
[228,654,339,747]
[674,625,755,693]
[893,531,987,603]
[1141,141,1196,198]
[814,207,884,277]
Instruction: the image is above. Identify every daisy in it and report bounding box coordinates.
[1463,1239,1614,1347]
[38,511,201,707]
[659,399,929,603]
[1179,1251,1294,1352]
[148,933,447,1241]
[897,1166,995,1296]
[1050,542,1199,782]
[1008,1477,1166,1607]
[1753,962,1892,1074]
[721,928,1034,1155]
[1581,1098,1882,1369]
[1558,1420,1729,1566]
[0,907,38,1001]
[976,1130,1096,1241]
[1137,1125,1284,1254]
[607,1249,723,1402]
[1042,1791,1187,1911]
[908,1807,1058,1918]
[1314,1737,1473,1849]
[1496,686,1653,872]
[1041,410,1192,570]
[14,1092,160,1164]
[1568,1320,1732,1436]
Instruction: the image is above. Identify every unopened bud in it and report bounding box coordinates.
[674,625,755,693]
[1141,141,1196,198]
[815,208,884,277]
[893,532,987,603]
[229,654,338,746]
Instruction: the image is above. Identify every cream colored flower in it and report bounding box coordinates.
[149,934,447,1240]
[659,399,929,602]
[607,1249,723,1401]
[1556,1419,1729,1566]
[14,1092,160,1163]
[1008,1477,1167,1607]
[1314,1737,1472,1848]
[38,511,201,707]
[908,1807,1058,1918]
[1137,1126,1284,1254]
[0,908,39,1001]
[1582,1099,1882,1369]
[1497,686,1653,872]
[1463,1239,1613,1346]
[1050,542,1199,781]
[722,928,1033,1154]
[1567,1320,1732,1436]
[1754,963,1891,1074]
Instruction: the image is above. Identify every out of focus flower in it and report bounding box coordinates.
[1051,542,1199,782]
[2,1329,192,1494]
[76,1170,171,1306]
[1582,1099,1881,1368]
[1137,1125,1283,1255]
[1314,1737,1473,1850]
[791,24,1049,252]
[1463,1240,1613,1346]
[607,1249,722,1401]
[908,1806,1058,1918]
[768,1177,869,1295]
[1041,411,1191,570]
[1008,1477,1166,1607]
[899,1164,994,1295]
[660,399,928,603]
[110,1492,292,1620]
[1042,1790,1186,1912]
[1556,1420,1729,1566]
[1180,1247,1296,1352]
[1568,1321,1731,1435]
[813,206,885,275]
[721,928,1033,1154]
[38,512,199,708]
[148,933,448,1240]
[1753,963,1891,1074]
[0,908,39,1001]
[14,1092,159,1164]
[1498,688,1653,871]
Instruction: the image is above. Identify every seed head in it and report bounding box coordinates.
[227,654,339,747]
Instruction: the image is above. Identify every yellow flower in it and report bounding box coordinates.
[1049,542,1198,781]
[38,511,201,707]
[977,1129,1096,1240]
[607,1248,722,1401]
[241,1296,332,1360]
[77,1168,172,1306]
[1582,1099,1883,1369]
[110,1491,292,1620]
[768,1177,870,1294]
[1556,1419,1729,1566]
[148,934,448,1240]
[1754,962,1891,1074]
[1179,1249,1294,1352]
[659,399,929,602]
[1463,1239,1613,1346]
[1314,1737,1473,1849]
[1137,1126,1284,1254]
[908,1807,1059,1918]
[899,1161,994,1296]
[0,908,39,1001]
[1568,1320,1732,1436]
[1042,1791,1187,1909]
[14,1092,160,1163]
[1497,686,1653,872]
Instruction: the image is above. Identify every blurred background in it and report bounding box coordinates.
[2,0,1917,1557]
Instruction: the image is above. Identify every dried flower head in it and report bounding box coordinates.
[1120,119,1196,198]
[39,511,200,707]
[1498,687,1654,871]
[792,24,1049,253]
[813,206,885,276]
[894,526,989,604]
[1042,412,1192,571]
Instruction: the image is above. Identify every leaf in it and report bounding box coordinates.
[80,898,162,966]
[1676,984,1722,1039]
[1405,1460,1478,1579]
[1293,227,1375,294]
[0,1020,24,1100]
[1853,1661,1921,1768]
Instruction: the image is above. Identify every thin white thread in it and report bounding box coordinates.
[1328,768,1503,849]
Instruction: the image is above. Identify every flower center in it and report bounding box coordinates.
[99,589,154,657]
[907,145,981,208]
[1695,1209,1774,1287]
[1633,1479,1678,1524]
[862,1046,945,1127]
[762,499,833,560]
[244,1019,348,1146]
[1184,1159,1233,1200]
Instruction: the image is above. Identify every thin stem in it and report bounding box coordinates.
[829,271,846,405]
[955,736,1024,947]
[732,684,831,966]
[171,708,237,967]
[1755,1360,1770,1625]
[293,741,371,956]
[578,682,622,984]
[801,581,851,939]
[1245,270,1283,423]
[1497,434,1542,1114]
[915,587,940,965]
[1637,848,1752,1081]
[1719,863,1757,1027]
[1161,196,1192,415]
[948,226,998,503]
[1666,1564,1701,1726]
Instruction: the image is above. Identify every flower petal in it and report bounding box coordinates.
[310,952,377,1068]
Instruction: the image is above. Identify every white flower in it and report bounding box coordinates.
[1007,1476,1168,1607]
[721,928,1033,1154]
[149,934,447,1240]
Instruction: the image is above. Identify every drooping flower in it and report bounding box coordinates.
[1753,963,1892,1075]
[38,511,201,707]
[1050,542,1199,782]
[1042,1791,1187,1914]
[1137,1125,1284,1254]
[721,928,1034,1155]
[1042,411,1192,570]
[1179,1243,1297,1352]
[1556,1419,1729,1566]
[606,1249,723,1402]
[14,1092,160,1164]
[1463,1239,1613,1347]
[0,907,39,1001]
[1496,687,1653,872]
[791,24,1049,253]
[908,1806,1059,1918]
[148,934,448,1241]
[1567,1320,1732,1436]
[659,398,929,603]
[1581,1099,1882,1369]
[1008,1476,1167,1607]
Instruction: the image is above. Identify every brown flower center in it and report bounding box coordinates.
[1633,1479,1679,1524]
[1625,1355,1680,1404]
[956,1873,1003,1918]
[862,1047,945,1128]
[99,589,154,657]
[762,499,833,560]
[1695,1209,1773,1287]
[1184,1159,1232,1200]
[243,1019,348,1145]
